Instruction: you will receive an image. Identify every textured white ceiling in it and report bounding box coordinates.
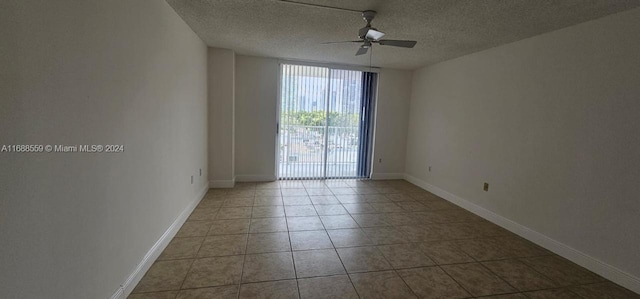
[166,0,640,69]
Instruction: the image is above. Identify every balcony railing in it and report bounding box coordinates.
[279,124,360,179]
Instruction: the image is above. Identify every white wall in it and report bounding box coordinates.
[0,1,208,298]
[372,69,412,179]
[405,7,640,291]
[208,48,236,187]
[234,55,280,181]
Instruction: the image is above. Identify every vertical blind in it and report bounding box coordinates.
[278,64,375,180]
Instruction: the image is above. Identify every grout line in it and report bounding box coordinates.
[473,291,525,298]
[320,213,362,299]
[155,245,553,266]
[176,259,197,293]
[514,256,598,295]
[393,268,421,298]
[355,233,421,298]
[169,278,597,298]
[427,213,506,297]
[283,212,302,299]
[234,195,255,299]
[438,264,475,297]
[171,208,216,294]
[476,261,521,295]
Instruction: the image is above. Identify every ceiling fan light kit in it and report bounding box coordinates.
[365,29,385,41]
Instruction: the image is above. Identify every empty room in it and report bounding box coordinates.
[2,0,640,298]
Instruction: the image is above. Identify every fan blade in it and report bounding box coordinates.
[355,47,368,56]
[321,40,362,44]
[377,40,417,48]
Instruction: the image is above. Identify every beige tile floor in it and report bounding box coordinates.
[129,180,639,299]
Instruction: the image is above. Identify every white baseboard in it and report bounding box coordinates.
[110,287,123,299]
[235,174,277,182]
[370,172,405,180]
[110,183,209,299]
[403,173,640,295]
[209,179,235,188]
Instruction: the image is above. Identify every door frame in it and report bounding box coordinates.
[273,62,283,181]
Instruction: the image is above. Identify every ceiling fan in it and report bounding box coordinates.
[323,10,417,56]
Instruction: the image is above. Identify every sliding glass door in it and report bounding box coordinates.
[278,64,376,180]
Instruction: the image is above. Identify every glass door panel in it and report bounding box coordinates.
[278,64,371,180]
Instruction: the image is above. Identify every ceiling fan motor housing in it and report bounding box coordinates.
[362,10,377,24]
[359,10,377,40]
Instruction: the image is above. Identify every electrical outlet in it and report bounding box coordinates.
[483,182,489,191]
[191,175,194,185]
